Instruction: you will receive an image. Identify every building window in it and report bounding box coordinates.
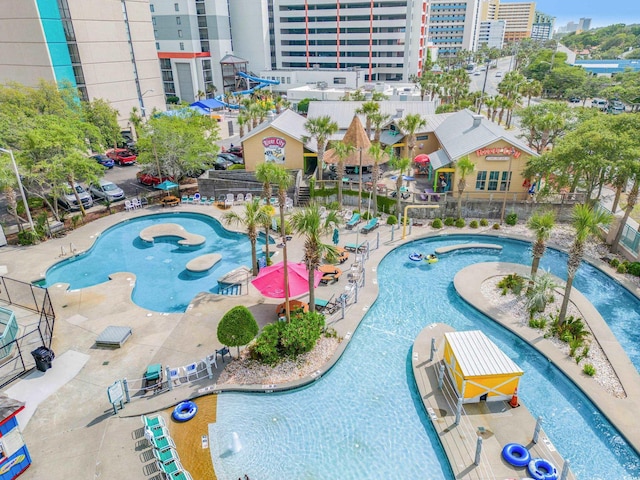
[156,42,160,50]
[488,171,500,191]
[333,77,346,84]
[178,30,183,38]
[176,17,181,25]
[152,17,156,26]
[179,42,184,50]
[174,3,179,12]
[500,171,512,191]
[287,77,291,84]
[150,4,154,12]
[475,171,487,190]
[416,134,429,140]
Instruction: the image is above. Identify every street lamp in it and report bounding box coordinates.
[0,147,35,233]
[477,58,491,114]
[140,89,154,118]
[358,147,363,211]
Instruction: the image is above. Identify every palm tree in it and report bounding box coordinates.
[355,101,380,139]
[237,112,249,138]
[331,142,355,209]
[272,166,295,322]
[398,113,426,162]
[290,203,342,311]
[368,144,390,217]
[388,156,411,217]
[558,204,612,324]
[303,115,338,181]
[255,162,278,202]
[223,198,270,276]
[520,79,542,107]
[455,156,475,218]
[369,111,391,144]
[526,210,555,280]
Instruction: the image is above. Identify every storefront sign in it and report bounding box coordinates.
[0,454,26,475]
[476,147,521,159]
[262,137,286,164]
[485,155,511,161]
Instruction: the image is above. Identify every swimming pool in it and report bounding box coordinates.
[210,235,640,480]
[43,212,263,313]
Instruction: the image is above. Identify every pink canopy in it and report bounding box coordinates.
[414,154,430,165]
[251,261,322,298]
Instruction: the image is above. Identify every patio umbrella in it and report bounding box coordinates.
[155,180,179,190]
[414,154,430,165]
[332,228,339,246]
[251,261,322,298]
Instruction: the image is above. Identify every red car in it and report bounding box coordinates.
[106,148,137,165]
[227,145,243,158]
[136,171,174,186]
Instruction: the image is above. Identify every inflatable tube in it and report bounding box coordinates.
[527,458,558,480]
[409,253,423,262]
[501,443,531,468]
[172,400,198,422]
[425,254,438,264]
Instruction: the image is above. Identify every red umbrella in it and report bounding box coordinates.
[414,154,430,165]
[251,261,322,298]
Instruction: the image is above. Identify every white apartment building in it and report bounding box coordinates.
[427,0,482,56]
[477,20,506,49]
[270,0,430,82]
[0,0,165,125]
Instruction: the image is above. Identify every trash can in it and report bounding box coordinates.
[31,346,55,372]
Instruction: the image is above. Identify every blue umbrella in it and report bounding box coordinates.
[155,180,179,190]
[332,228,339,246]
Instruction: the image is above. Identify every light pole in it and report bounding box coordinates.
[140,89,154,118]
[477,58,491,114]
[499,153,514,224]
[358,147,363,211]
[0,147,35,233]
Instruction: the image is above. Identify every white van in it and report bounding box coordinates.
[591,98,608,111]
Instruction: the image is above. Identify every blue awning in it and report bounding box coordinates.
[191,98,226,110]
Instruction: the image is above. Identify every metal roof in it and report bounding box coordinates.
[427,149,453,170]
[435,109,537,160]
[308,101,437,129]
[444,330,523,377]
[241,109,318,152]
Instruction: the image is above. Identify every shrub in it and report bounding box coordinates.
[549,315,590,343]
[431,218,443,229]
[492,223,500,230]
[217,305,259,357]
[505,212,518,226]
[626,262,640,276]
[362,211,371,220]
[480,218,489,227]
[455,218,465,228]
[617,264,627,274]
[528,317,547,329]
[497,273,525,295]
[469,220,479,229]
[444,217,455,226]
[609,258,620,268]
[228,164,245,170]
[386,215,398,226]
[167,95,180,104]
[327,201,340,211]
[583,364,596,376]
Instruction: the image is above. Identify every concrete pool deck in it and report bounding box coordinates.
[0,204,639,479]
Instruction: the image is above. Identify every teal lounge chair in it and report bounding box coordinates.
[153,445,180,465]
[360,217,379,234]
[171,470,194,480]
[344,242,367,253]
[141,414,166,432]
[345,213,361,230]
[149,432,176,451]
[157,458,183,477]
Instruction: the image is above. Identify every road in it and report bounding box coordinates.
[468,56,514,97]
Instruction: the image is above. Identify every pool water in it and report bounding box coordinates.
[210,235,640,480]
[43,212,263,313]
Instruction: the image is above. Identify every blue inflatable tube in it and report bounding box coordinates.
[501,442,531,467]
[527,457,558,480]
[172,400,198,422]
[409,253,423,261]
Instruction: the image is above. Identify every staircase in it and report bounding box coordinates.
[297,186,311,206]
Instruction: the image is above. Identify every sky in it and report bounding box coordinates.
[504,0,639,29]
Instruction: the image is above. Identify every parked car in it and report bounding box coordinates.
[227,145,243,158]
[91,154,115,169]
[58,183,93,211]
[89,179,125,202]
[217,152,244,164]
[591,98,608,111]
[608,100,625,114]
[106,148,137,165]
[495,71,503,77]
[568,96,581,103]
[214,156,235,170]
[136,171,174,186]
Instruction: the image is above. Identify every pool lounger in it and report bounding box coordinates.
[344,243,367,253]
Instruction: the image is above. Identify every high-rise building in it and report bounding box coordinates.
[0,0,165,124]
[427,0,482,57]
[477,20,506,49]
[578,18,591,32]
[531,11,555,41]
[480,0,535,43]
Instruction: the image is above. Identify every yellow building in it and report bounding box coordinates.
[443,329,523,404]
[480,0,536,42]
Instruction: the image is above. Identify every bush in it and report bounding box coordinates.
[386,215,398,225]
[617,264,627,274]
[217,306,259,356]
[609,258,620,268]
[431,218,443,229]
[167,95,180,104]
[444,217,455,226]
[327,201,340,211]
[626,262,640,276]
[549,315,590,344]
[492,223,500,230]
[480,218,489,227]
[362,211,371,220]
[469,220,479,229]
[583,364,596,376]
[497,273,525,295]
[528,317,547,329]
[228,164,245,170]
[505,212,518,226]
[455,218,465,228]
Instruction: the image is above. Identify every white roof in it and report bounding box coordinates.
[241,109,318,152]
[307,101,437,129]
[445,330,523,377]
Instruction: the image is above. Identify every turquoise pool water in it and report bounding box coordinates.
[43,212,262,313]
[210,235,640,480]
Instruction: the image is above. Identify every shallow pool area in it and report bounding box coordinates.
[210,235,640,480]
[43,212,262,313]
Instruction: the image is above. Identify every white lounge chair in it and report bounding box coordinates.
[168,367,182,386]
[245,192,253,203]
[131,198,142,209]
[184,362,198,381]
[235,193,244,205]
[124,199,134,212]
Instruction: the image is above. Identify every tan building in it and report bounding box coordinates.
[480,0,535,43]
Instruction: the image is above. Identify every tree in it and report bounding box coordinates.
[82,98,121,149]
[369,111,391,144]
[398,113,427,162]
[388,155,411,217]
[368,143,390,217]
[518,102,576,154]
[558,205,612,324]
[272,166,295,322]
[526,210,555,280]
[290,203,342,311]
[355,101,380,139]
[217,305,259,357]
[331,142,355,209]
[297,98,315,114]
[303,115,338,181]
[223,198,271,276]
[519,79,543,107]
[136,111,220,181]
[255,161,278,202]
[455,156,475,218]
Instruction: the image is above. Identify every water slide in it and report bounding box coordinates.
[214,72,281,108]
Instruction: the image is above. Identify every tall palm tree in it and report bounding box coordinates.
[222,198,270,276]
[368,143,390,217]
[388,156,411,217]
[255,162,278,202]
[526,210,555,280]
[455,156,475,218]
[303,115,338,181]
[332,142,355,209]
[237,112,249,138]
[290,203,342,311]
[355,101,380,139]
[398,113,427,163]
[369,111,391,144]
[272,166,295,322]
[558,204,612,324]
[520,79,542,107]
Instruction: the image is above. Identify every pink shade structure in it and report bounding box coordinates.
[251,261,322,298]
[414,154,430,165]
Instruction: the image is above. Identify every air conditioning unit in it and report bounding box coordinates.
[317,81,328,89]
